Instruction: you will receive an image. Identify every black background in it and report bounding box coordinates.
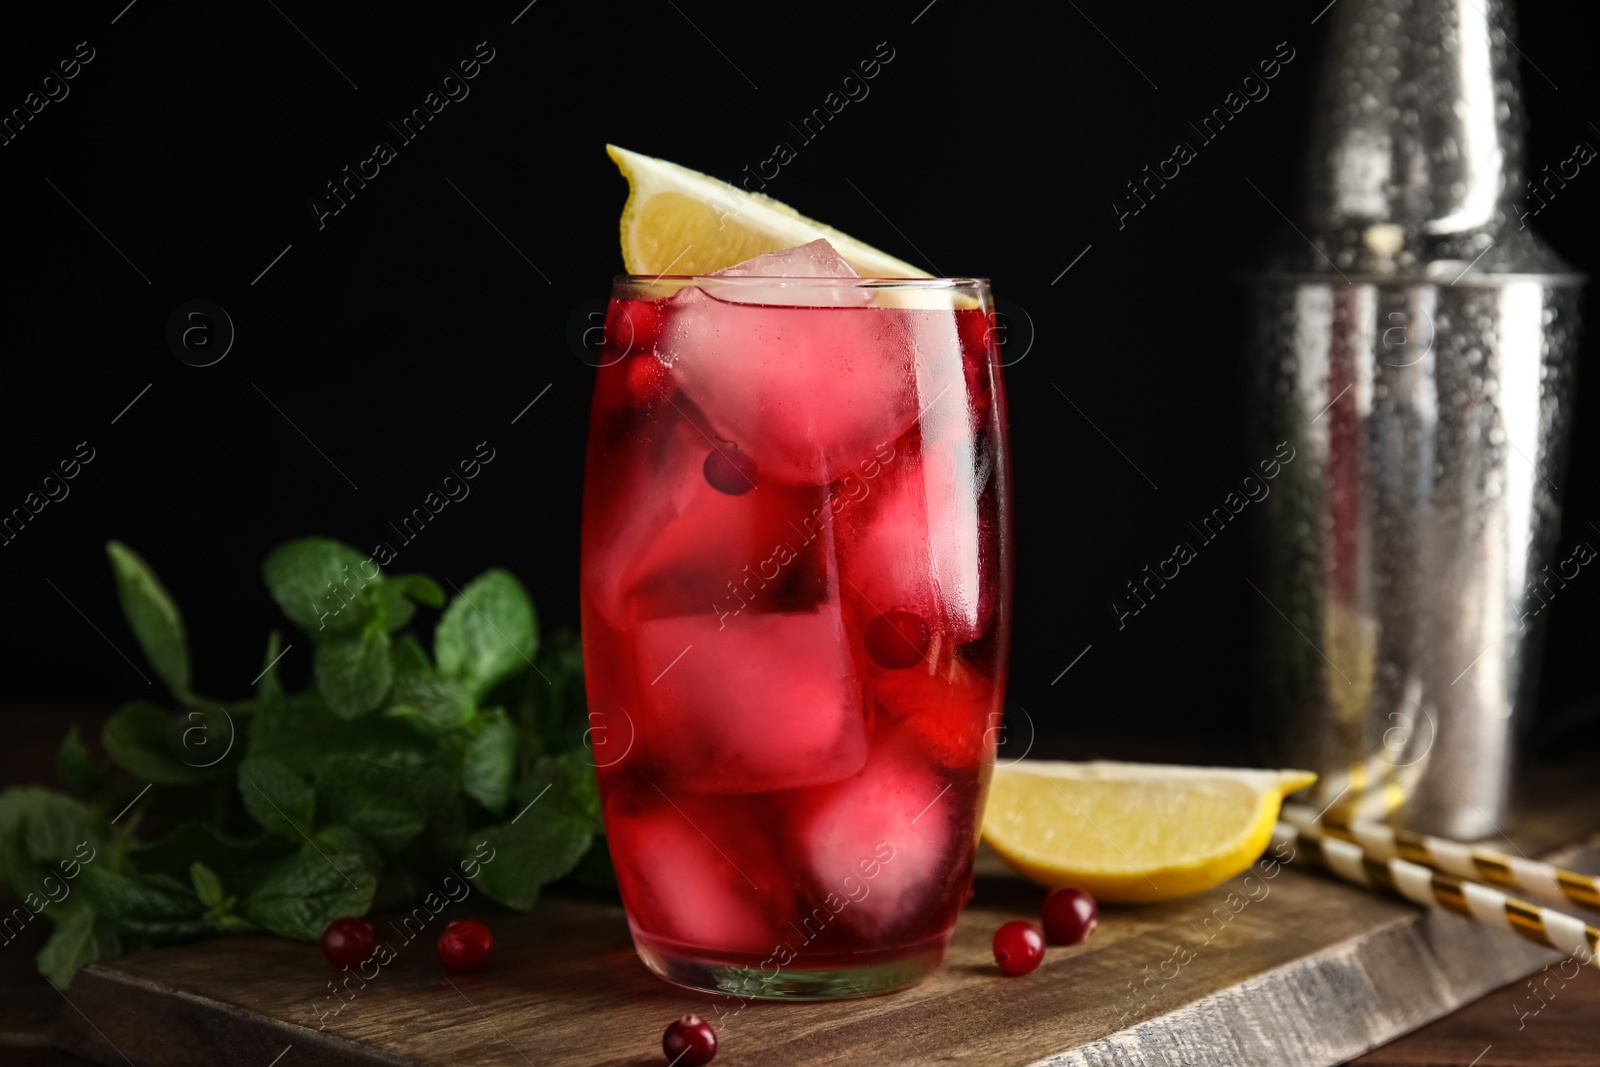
[1,0,1595,758]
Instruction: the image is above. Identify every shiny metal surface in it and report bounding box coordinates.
[1251,0,1583,838]
[1307,0,1521,236]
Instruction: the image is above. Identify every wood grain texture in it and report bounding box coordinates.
[49,852,1591,1067]
[1351,975,1600,1067]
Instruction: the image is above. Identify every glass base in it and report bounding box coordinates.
[632,932,947,1000]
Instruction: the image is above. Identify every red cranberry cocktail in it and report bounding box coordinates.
[579,252,1012,999]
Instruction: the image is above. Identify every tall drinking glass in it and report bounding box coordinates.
[579,273,1012,999]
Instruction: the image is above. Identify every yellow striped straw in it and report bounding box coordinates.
[1271,821,1600,964]
[1282,803,1600,914]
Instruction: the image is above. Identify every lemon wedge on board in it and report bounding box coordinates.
[982,761,1316,903]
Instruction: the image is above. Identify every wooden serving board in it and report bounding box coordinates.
[49,836,1600,1067]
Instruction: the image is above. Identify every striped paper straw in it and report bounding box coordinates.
[1271,821,1600,965]
[1282,803,1600,914]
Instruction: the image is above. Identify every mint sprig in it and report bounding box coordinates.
[106,541,194,704]
[0,538,602,987]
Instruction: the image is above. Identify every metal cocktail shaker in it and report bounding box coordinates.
[1250,0,1583,838]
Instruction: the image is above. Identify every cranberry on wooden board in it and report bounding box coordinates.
[992,920,1045,976]
[320,917,374,969]
[1042,887,1099,946]
[437,919,493,973]
[663,1014,717,1064]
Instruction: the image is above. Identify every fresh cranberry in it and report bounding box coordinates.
[615,300,663,355]
[663,1014,717,1065]
[437,919,493,973]
[703,446,757,494]
[321,917,375,969]
[624,353,673,407]
[865,609,931,669]
[1042,887,1099,945]
[992,920,1045,976]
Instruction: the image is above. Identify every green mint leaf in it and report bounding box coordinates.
[315,626,393,719]
[379,582,416,633]
[382,705,443,739]
[174,705,238,776]
[207,912,258,933]
[377,575,445,634]
[0,788,101,901]
[391,633,430,674]
[248,689,435,781]
[388,661,473,736]
[244,687,325,775]
[127,822,291,890]
[434,570,537,700]
[522,627,586,756]
[461,707,515,814]
[256,631,287,716]
[101,701,220,786]
[312,825,384,882]
[189,862,225,909]
[317,758,426,852]
[188,861,251,931]
[78,867,208,942]
[383,634,471,737]
[105,541,194,704]
[469,814,590,912]
[467,753,599,910]
[536,751,604,833]
[37,906,121,988]
[56,727,104,799]
[392,574,445,608]
[241,849,376,941]
[239,757,315,840]
[262,538,379,639]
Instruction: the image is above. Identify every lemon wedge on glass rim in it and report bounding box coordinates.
[981,761,1317,903]
[607,144,927,277]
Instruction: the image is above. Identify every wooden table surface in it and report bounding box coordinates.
[3,707,1597,1066]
